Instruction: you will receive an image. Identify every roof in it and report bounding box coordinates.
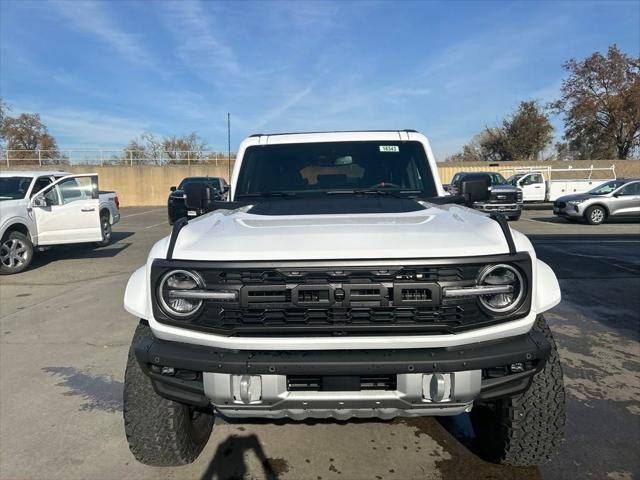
[241,130,429,148]
[0,170,71,177]
[249,129,418,137]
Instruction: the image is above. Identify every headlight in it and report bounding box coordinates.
[477,264,525,315]
[567,199,585,205]
[157,269,204,318]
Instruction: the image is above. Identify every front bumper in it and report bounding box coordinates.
[553,203,584,218]
[134,321,551,419]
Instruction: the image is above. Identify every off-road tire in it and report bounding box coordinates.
[94,214,112,247]
[470,315,565,466]
[0,231,34,275]
[123,322,214,466]
[585,205,606,225]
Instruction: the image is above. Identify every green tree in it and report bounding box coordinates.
[450,101,554,162]
[551,45,640,159]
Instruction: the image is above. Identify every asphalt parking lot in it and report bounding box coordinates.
[1,207,639,480]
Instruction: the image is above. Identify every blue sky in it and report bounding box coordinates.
[1,0,638,159]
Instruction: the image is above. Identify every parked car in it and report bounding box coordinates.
[0,171,119,274]
[450,171,523,220]
[553,179,640,225]
[167,177,225,225]
[123,130,564,468]
[505,165,616,202]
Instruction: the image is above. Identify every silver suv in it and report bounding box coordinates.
[553,179,640,225]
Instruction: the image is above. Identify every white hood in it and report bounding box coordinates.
[168,203,513,261]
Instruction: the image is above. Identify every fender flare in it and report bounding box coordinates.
[0,219,32,242]
[534,259,561,313]
[124,266,151,319]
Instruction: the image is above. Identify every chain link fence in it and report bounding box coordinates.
[2,149,236,167]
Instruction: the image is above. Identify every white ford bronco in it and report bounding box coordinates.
[0,171,120,274]
[123,131,565,467]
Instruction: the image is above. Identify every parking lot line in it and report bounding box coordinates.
[121,209,164,218]
[143,222,168,229]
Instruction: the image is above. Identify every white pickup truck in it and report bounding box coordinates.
[505,165,616,202]
[0,170,120,274]
[123,130,564,468]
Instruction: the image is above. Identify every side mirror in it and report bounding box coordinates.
[32,195,47,207]
[184,182,213,210]
[170,186,177,192]
[459,174,491,205]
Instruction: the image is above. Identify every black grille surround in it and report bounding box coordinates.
[151,254,532,337]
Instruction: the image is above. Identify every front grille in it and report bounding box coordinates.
[287,374,397,392]
[555,201,566,209]
[151,255,533,337]
[489,191,518,203]
[193,302,483,336]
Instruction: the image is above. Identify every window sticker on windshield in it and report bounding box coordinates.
[379,145,399,152]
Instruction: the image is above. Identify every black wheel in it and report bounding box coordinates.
[94,215,112,247]
[123,323,214,466]
[0,231,34,275]
[585,205,606,225]
[507,214,521,221]
[470,315,565,466]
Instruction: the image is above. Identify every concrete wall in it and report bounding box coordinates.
[1,164,235,207]
[2,159,638,206]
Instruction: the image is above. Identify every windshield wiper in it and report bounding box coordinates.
[236,191,296,198]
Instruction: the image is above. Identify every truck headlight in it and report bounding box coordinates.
[157,269,204,318]
[477,264,525,315]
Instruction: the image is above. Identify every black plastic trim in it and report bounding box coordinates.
[478,369,536,401]
[489,213,516,255]
[153,252,530,269]
[166,217,188,261]
[134,323,550,376]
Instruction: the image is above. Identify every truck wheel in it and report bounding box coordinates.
[508,214,521,221]
[470,315,565,466]
[94,214,112,247]
[0,231,34,275]
[585,205,606,225]
[123,323,214,466]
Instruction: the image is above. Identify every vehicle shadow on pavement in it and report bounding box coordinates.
[200,433,285,480]
[207,416,540,480]
[27,231,134,271]
[532,216,640,225]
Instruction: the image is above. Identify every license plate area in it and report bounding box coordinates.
[287,375,397,392]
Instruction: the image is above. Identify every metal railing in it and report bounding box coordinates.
[2,149,236,167]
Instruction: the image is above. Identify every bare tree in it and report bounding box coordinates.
[551,45,640,159]
[123,132,209,164]
[0,111,66,164]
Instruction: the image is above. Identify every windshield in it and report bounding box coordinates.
[489,172,508,185]
[235,141,437,197]
[0,177,32,200]
[507,173,524,186]
[179,178,220,191]
[588,180,627,195]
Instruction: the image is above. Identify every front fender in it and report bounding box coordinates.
[534,259,561,313]
[124,266,151,319]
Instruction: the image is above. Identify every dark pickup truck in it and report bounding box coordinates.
[450,171,523,221]
[167,177,228,225]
